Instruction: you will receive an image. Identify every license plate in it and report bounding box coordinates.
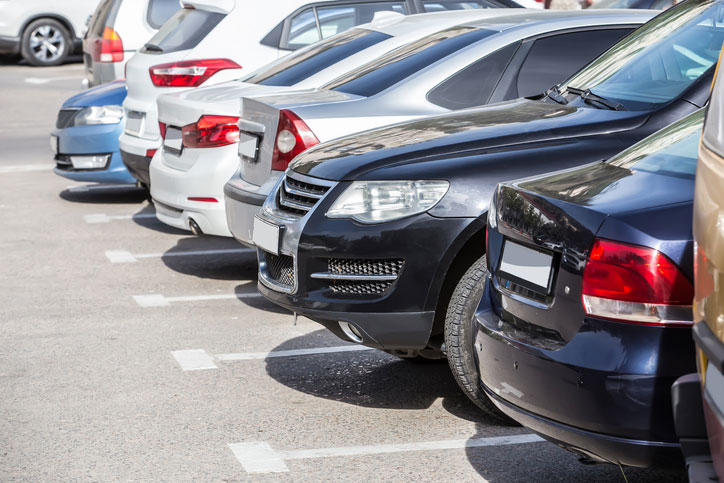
[50,135,58,154]
[125,111,144,136]
[238,132,260,162]
[164,126,183,154]
[253,216,280,255]
[499,240,553,290]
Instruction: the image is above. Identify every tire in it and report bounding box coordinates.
[21,18,71,67]
[444,255,511,423]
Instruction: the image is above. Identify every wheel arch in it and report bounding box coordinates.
[21,14,78,41]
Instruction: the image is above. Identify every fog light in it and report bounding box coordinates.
[70,154,110,169]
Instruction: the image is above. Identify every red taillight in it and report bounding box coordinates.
[271,109,319,171]
[96,26,123,63]
[146,149,157,158]
[149,59,241,87]
[159,122,167,140]
[187,197,218,203]
[181,115,239,149]
[582,239,694,325]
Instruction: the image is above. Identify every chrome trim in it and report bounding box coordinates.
[258,251,297,294]
[279,188,316,211]
[283,177,325,199]
[310,272,398,281]
[492,275,551,310]
[285,169,337,188]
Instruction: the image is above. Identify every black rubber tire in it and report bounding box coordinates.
[21,18,71,67]
[444,255,511,423]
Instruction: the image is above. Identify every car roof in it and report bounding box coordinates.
[463,8,656,31]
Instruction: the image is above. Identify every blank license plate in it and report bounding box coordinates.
[499,241,553,290]
[50,135,58,154]
[238,132,259,162]
[164,127,183,153]
[253,216,280,255]
[125,111,144,136]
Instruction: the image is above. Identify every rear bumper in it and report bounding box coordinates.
[0,35,20,55]
[223,174,281,246]
[120,149,152,186]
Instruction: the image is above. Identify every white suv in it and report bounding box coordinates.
[0,0,100,66]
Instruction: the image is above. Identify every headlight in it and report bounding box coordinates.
[326,180,449,224]
[69,106,124,127]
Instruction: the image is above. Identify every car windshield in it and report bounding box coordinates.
[608,108,704,178]
[241,29,391,86]
[562,0,724,110]
[324,26,497,97]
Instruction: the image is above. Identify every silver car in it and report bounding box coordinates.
[225,8,653,247]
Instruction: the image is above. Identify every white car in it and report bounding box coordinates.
[118,0,521,190]
[227,8,653,247]
[149,10,513,237]
[83,0,182,87]
[0,0,100,66]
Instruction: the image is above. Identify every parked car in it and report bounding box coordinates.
[118,0,520,191]
[0,0,100,66]
[83,0,182,87]
[51,80,135,185]
[227,8,653,246]
[477,109,702,467]
[252,0,719,416]
[671,47,724,481]
[150,10,521,237]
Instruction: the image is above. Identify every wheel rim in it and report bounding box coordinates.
[28,24,65,63]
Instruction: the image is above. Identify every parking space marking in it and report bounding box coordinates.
[0,164,50,174]
[67,184,136,193]
[133,292,261,307]
[107,248,253,263]
[171,349,218,371]
[25,76,83,85]
[229,434,544,474]
[216,345,374,361]
[85,213,156,224]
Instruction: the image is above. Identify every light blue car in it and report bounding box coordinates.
[51,80,135,185]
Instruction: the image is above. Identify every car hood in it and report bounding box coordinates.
[63,80,127,108]
[290,98,648,181]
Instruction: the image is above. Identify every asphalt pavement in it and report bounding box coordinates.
[0,60,689,482]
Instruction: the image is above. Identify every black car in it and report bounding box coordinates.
[254,0,720,416]
[475,109,703,467]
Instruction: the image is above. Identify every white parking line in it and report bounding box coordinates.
[0,164,50,174]
[67,184,136,193]
[216,345,375,361]
[134,292,261,307]
[171,349,218,371]
[107,248,253,263]
[229,434,545,474]
[85,213,156,224]
[25,75,83,85]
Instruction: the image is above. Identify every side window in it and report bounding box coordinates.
[317,3,407,39]
[288,9,320,49]
[422,1,487,11]
[427,42,519,110]
[147,0,182,29]
[516,29,632,98]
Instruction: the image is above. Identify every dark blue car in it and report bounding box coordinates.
[475,109,703,467]
[51,80,135,185]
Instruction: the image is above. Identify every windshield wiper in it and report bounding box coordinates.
[143,42,163,52]
[567,86,627,111]
[544,85,568,105]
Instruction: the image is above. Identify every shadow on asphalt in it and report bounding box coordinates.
[130,204,187,235]
[233,281,292,314]
[263,330,505,423]
[59,185,147,204]
[160,236,257,281]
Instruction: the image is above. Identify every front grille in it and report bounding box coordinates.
[325,258,404,295]
[277,172,331,216]
[56,108,79,129]
[264,252,295,289]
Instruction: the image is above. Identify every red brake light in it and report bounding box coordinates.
[187,197,218,203]
[271,109,319,171]
[96,26,123,63]
[582,239,694,325]
[159,122,167,140]
[181,115,239,149]
[149,59,241,87]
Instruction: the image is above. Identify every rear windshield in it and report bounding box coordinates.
[608,109,704,178]
[87,0,121,38]
[147,0,182,29]
[141,8,225,54]
[324,26,497,97]
[242,29,391,87]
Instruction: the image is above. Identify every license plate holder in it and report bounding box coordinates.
[164,126,183,154]
[253,216,281,255]
[238,131,260,163]
[498,240,553,292]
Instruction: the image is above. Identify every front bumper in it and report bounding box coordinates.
[223,173,283,246]
[255,175,477,350]
[149,147,238,237]
[474,276,694,467]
